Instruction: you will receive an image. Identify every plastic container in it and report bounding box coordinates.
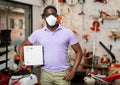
[9,74,38,85]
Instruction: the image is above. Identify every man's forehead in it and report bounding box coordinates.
[46,8,56,13]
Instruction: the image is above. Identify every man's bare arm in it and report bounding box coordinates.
[65,43,83,81]
[18,39,32,67]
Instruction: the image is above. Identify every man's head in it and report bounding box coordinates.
[42,5,58,27]
[42,5,57,17]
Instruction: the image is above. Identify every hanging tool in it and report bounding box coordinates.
[91,20,100,31]
[99,10,111,24]
[90,19,99,74]
[116,10,120,17]
[79,0,89,42]
[78,0,85,15]
[109,44,112,52]
[99,41,116,63]
[94,0,108,4]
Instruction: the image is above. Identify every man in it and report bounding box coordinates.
[18,5,82,85]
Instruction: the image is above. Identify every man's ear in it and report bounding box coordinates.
[41,14,44,19]
[42,14,47,21]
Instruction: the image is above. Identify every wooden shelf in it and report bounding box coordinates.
[80,63,108,69]
[81,63,108,74]
[93,16,119,20]
[108,33,120,39]
[102,16,119,20]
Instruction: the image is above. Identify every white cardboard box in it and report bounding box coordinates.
[24,45,43,65]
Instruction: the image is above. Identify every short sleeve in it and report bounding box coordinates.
[68,30,78,45]
[28,31,39,44]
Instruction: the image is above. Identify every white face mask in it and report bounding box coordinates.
[46,15,57,26]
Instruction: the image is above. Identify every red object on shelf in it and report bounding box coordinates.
[14,54,20,60]
[91,21,100,31]
[58,0,64,3]
[89,71,96,75]
[0,73,9,85]
[82,68,86,72]
[102,74,120,82]
[100,55,110,64]
[57,15,62,24]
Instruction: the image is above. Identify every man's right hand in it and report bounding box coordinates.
[20,61,26,68]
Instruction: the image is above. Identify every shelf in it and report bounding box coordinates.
[102,16,119,20]
[108,35,120,38]
[80,63,108,69]
[93,16,119,20]
[108,32,120,39]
